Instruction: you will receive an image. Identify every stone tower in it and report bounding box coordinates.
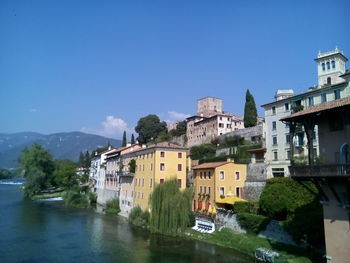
[197,97,222,117]
[315,47,348,86]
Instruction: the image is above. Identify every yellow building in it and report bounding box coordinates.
[131,142,188,211]
[192,159,247,215]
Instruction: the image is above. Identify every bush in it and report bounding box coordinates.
[259,183,294,220]
[234,201,259,214]
[237,213,270,234]
[188,211,196,227]
[105,198,120,214]
[88,192,97,205]
[63,188,89,208]
[190,144,216,160]
[129,206,149,228]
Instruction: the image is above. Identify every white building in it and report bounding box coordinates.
[262,48,349,178]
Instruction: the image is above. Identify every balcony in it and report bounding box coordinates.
[116,171,134,177]
[289,164,350,180]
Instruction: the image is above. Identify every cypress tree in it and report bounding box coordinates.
[131,133,135,144]
[78,151,84,167]
[122,131,127,147]
[243,89,258,128]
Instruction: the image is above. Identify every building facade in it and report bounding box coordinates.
[186,97,244,147]
[192,159,247,215]
[262,48,349,178]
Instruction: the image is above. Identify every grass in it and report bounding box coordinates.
[183,228,322,263]
[31,191,63,200]
[105,198,120,214]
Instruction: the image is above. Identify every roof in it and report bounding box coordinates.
[216,196,247,205]
[340,70,350,78]
[192,161,229,169]
[247,148,266,153]
[261,81,348,108]
[281,96,350,121]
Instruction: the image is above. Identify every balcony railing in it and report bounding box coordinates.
[290,164,350,179]
[116,171,134,177]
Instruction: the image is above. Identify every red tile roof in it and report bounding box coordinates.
[192,161,229,169]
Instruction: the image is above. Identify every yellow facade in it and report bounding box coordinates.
[133,145,188,211]
[193,160,247,214]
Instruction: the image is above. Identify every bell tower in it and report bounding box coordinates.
[315,47,348,86]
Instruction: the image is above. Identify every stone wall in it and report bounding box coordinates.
[244,162,268,201]
[96,188,119,205]
[219,124,263,144]
[215,211,246,233]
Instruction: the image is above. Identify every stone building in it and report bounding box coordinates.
[186,97,244,147]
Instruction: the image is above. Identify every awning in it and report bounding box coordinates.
[216,196,247,205]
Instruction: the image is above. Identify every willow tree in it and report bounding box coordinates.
[150,179,193,236]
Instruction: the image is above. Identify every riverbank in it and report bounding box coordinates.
[181,228,321,263]
[31,191,64,200]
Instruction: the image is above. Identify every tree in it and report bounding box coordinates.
[122,131,127,147]
[78,151,84,168]
[175,121,187,136]
[84,151,91,168]
[129,159,136,173]
[190,144,216,160]
[131,133,135,144]
[135,114,167,144]
[18,143,55,197]
[150,179,193,236]
[243,89,258,128]
[53,159,78,189]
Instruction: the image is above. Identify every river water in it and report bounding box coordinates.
[0,180,252,263]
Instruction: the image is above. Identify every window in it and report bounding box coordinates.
[208,187,211,194]
[203,171,206,179]
[160,179,165,184]
[178,152,182,158]
[142,164,145,171]
[285,103,289,111]
[219,123,224,128]
[308,96,314,107]
[285,122,290,128]
[178,179,182,188]
[135,178,137,186]
[327,77,331,85]
[200,186,202,193]
[272,136,278,145]
[219,187,225,196]
[236,187,240,198]
[150,163,153,171]
[272,121,276,130]
[160,163,165,171]
[204,186,206,194]
[160,151,165,157]
[142,178,144,187]
[272,106,276,115]
[327,61,330,70]
[286,150,291,160]
[272,168,284,177]
[321,93,327,103]
[150,178,153,187]
[208,171,211,179]
[178,164,182,171]
[235,171,240,180]
[141,193,144,199]
[296,132,304,146]
[219,171,225,180]
[334,89,340,100]
[322,63,325,71]
[200,172,202,179]
[332,60,335,69]
[286,134,290,144]
[273,151,278,161]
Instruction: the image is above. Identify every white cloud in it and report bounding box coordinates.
[81,115,133,139]
[29,108,37,113]
[166,111,190,123]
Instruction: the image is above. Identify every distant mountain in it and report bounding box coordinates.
[0,132,122,168]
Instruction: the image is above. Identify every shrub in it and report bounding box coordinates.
[105,198,120,214]
[237,213,270,234]
[129,206,149,228]
[88,192,97,205]
[63,188,88,208]
[234,201,259,214]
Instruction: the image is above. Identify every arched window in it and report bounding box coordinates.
[326,61,330,70]
[332,60,335,68]
[327,77,331,85]
[322,63,325,71]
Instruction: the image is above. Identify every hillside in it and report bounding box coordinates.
[0,132,122,168]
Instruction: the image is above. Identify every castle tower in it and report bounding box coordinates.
[315,47,348,86]
[197,97,222,117]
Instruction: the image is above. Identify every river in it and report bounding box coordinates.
[0,179,252,263]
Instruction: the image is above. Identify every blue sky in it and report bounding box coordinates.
[1,0,349,140]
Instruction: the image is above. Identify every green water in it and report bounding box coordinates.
[0,180,252,263]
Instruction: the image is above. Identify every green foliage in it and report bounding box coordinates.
[53,159,78,189]
[63,187,89,208]
[84,151,91,168]
[234,201,259,214]
[219,135,245,148]
[199,154,235,164]
[259,183,294,220]
[88,192,97,205]
[243,89,258,128]
[169,121,187,137]
[135,114,167,144]
[78,151,84,167]
[105,198,120,214]
[129,159,136,173]
[131,133,135,144]
[237,213,270,234]
[150,179,193,236]
[19,144,55,197]
[0,168,14,179]
[190,144,216,160]
[122,131,127,147]
[292,105,304,113]
[129,205,150,228]
[155,130,171,143]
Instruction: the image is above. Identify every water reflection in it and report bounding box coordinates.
[0,184,252,263]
